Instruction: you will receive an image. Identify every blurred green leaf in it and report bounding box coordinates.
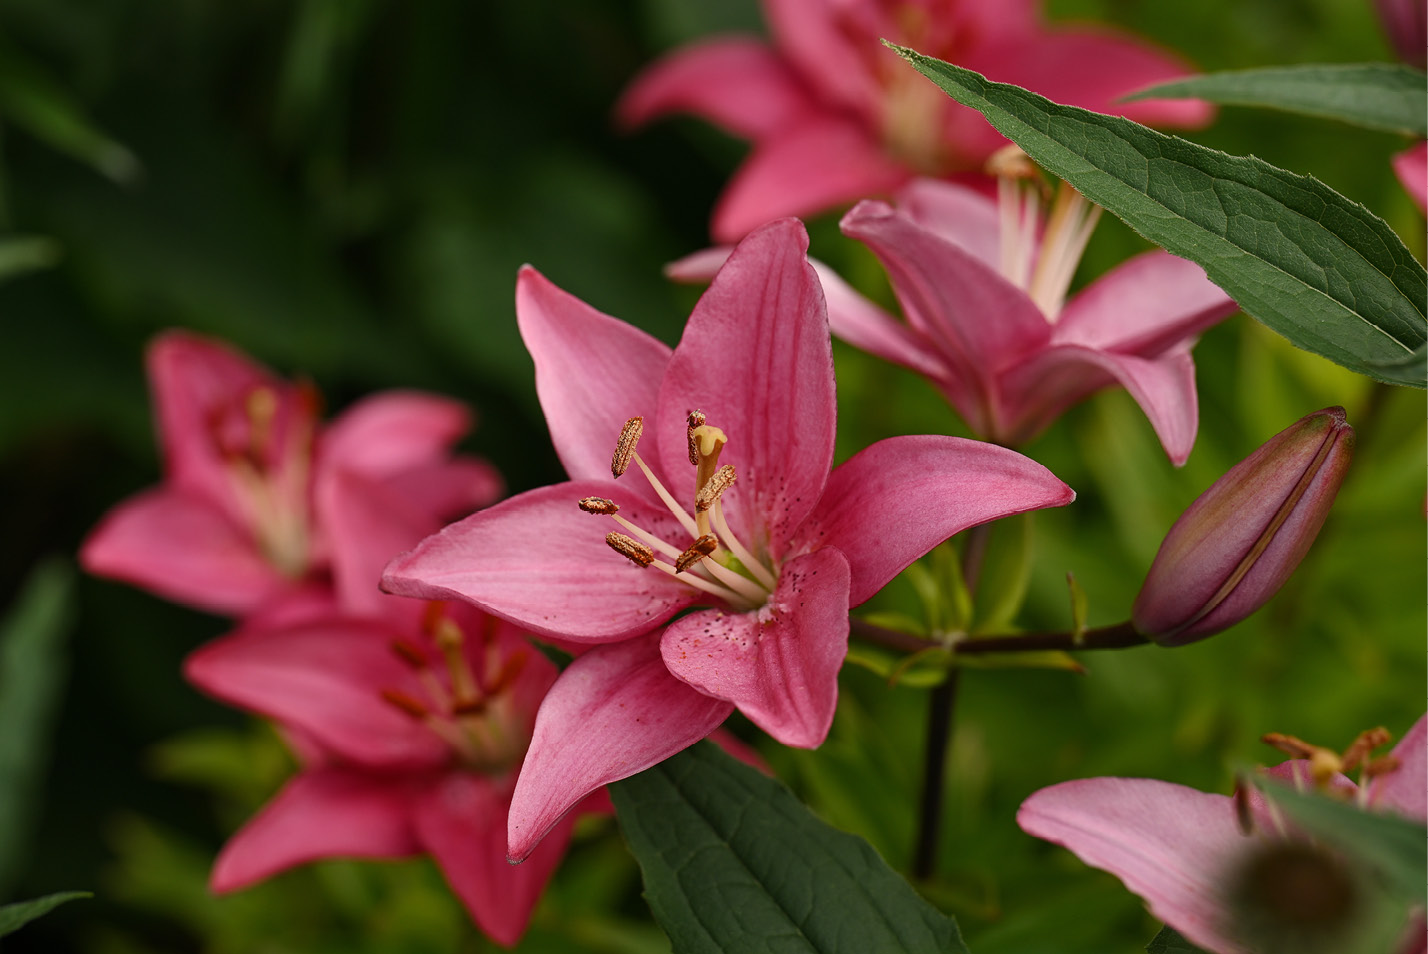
[1126,64,1428,136]
[0,891,91,938]
[1146,925,1210,953]
[0,235,59,282]
[0,560,75,892]
[610,742,968,954]
[971,515,1032,635]
[891,46,1428,388]
[1067,573,1089,644]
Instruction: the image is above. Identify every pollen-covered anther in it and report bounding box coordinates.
[675,534,718,573]
[985,142,1041,183]
[686,409,706,465]
[380,688,429,719]
[1363,754,1402,780]
[1341,726,1391,772]
[611,416,643,478]
[451,696,488,716]
[695,464,736,513]
[578,496,619,515]
[606,531,655,567]
[389,639,428,669]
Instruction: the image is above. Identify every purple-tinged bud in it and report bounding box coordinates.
[1132,407,1354,646]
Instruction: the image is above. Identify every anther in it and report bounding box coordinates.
[1341,726,1391,772]
[985,143,1040,182]
[452,697,488,716]
[1363,754,1401,780]
[695,464,736,512]
[1233,781,1255,836]
[435,618,480,706]
[607,532,655,567]
[1261,732,1319,761]
[612,417,643,477]
[579,496,620,515]
[488,651,529,695]
[380,689,429,719]
[675,534,718,573]
[389,639,428,669]
[687,410,706,465]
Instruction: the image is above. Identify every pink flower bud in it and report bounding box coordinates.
[1133,407,1354,646]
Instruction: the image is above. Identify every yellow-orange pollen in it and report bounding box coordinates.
[378,606,530,773]
[577,410,779,611]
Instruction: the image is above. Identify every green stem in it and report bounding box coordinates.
[851,618,1148,656]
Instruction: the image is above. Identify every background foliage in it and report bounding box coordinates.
[0,0,1421,951]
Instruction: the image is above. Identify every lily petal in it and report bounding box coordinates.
[1053,250,1238,355]
[516,266,673,482]
[1373,713,1427,821]
[656,219,835,556]
[661,547,851,748]
[414,772,575,947]
[1393,142,1428,215]
[185,619,451,771]
[616,37,816,140]
[382,481,700,643]
[713,118,909,242]
[80,488,285,615]
[892,178,1004,274]
[319,391,472,480]
[379,456,505,521]
[1018,777,1248,954]
[508,634,733,862]
[816,260,950,383]
[211,769,420,892]
[763,0,884,120]
[1002,345,1200,465]
[796,435,1074,606]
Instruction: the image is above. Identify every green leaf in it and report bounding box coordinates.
[1254,778,1427,901]
[1067,572,1089,645]
[0,560,75,892]
[1146,925,1211,954]
[1125,64,1428,137]
[0,891,91,938]
[969,514,1031,635]
[890,46,1428,388]
[610,742,969,954]
[0,236,59,282]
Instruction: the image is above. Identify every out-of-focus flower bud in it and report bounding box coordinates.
[1132,407,1354,646]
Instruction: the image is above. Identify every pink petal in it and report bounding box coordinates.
[762,0,884,120]
[816,260,950,382]
[1053,250,1239,355]
[378,456,505,521]
[616,37,817,141]
[661,547,850,747]
[1376,0,1428,68]
[515,266,673,482]
[1373,713,1427,821]
[712,117,909,242]
[184,618,451,770]
[841,198,1051,394]
[413,771,575,947]
[794,435,1074,606]
[315,467,439,623]
[1001,345,1200,465]
[1394,142,1428,215]
[892,178,1004,274]
[655,219,835,557]
[970,29,1213,129]
[319,391,471,480]
[1018,777,1249,954]
[211,768,421,892]
[664,245,734,283]
[382,481,700,643]
[508,634,733,862]
[80,488,285,615]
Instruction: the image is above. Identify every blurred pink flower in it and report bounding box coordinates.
[1394,141,1427,214]
[1375,0,1427,68]
[1018,714,1427,954]
[827,177,1236,464]
[81,331,501,617]
[618,0,1211,241]
[381,218,1075,859]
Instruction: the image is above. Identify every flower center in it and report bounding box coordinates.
[1261,726,1402,809]
[379,604,531,773]
[987,145,1102,322]
[579,411,780,612]
[213,383,317,577]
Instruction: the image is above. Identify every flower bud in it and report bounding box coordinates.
[1132,407,1354,646]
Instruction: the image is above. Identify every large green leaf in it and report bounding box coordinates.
[1126,64,1428,136]
[0,891,90,938]
[610,742,969,954]
[1146,925,1210,954]
[0,561,75,893]
[890,46,1427,388]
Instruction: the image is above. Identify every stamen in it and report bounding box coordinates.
[452,697,488,716]
[606,532,655,567]
[1027,184,1100,320]
[675,534,718,573]
[390,639,427,669]
[435,618,480,707]
[1363,754,1401,779]
[612,417,643,477]
[487,651,529,695]
[579,496,620,515]
[1341,726,1391,772]
[246,386,278,458]
[1233,781,1255,836]
[712,499,779,591]
[611,514,686,561]
[646,556,758,607]
[381,689,429,719]
[630,452,700,537]
[687,410,706,465]
[695,465,737,512]
[684,548,772,604]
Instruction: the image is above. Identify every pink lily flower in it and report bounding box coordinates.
[185,599,602,948]
[1018,715,1427,954]
[617,0,1211,241]
[80,331,502,617]
[1394,141,1427,215]
[828,175,1240,464]
[382,219,1075,859]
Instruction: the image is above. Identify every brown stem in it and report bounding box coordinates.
[851,617,1148,656]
